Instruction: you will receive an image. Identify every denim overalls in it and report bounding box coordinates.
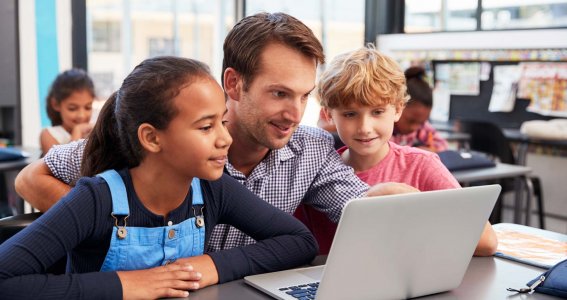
[97,170,206,271]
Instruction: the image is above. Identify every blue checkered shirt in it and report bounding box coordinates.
[44,126,369,251]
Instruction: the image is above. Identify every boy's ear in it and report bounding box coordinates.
[224,67,242,101]
[138,123,161,153]
[322,108,334,124]
[394,104,404,122]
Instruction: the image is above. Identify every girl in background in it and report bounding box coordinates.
[1,56,316,299]
[391,66,448,152]
[40,69,95,154]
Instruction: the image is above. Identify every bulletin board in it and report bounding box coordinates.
[431,60,567,129]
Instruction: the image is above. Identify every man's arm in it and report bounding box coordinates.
[15,159,72,212]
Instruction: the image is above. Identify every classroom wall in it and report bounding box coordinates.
[378,29,567,232]
[19,0,72,148]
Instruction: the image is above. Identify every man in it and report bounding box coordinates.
[16,12,416,252]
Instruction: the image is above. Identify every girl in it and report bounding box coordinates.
[41,69,95,154]
[391,66,448,152]
[0,57,317,299]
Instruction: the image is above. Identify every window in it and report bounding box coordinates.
[91,21,120,52]
[245,0,365,65]
[405,0,567,33]
[482,0,567,30]
[86,0,235,101]
[148,38,175,57]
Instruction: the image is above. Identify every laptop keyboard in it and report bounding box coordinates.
[278,282,319,299]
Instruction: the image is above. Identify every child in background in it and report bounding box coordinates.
[391,66,448,152]
[0,57,317,299]
[40,69,95,154]
[295,47,497,256]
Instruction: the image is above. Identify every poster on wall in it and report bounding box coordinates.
[435,63,480,96]
[518,62,567,115]
[489,65,521,112]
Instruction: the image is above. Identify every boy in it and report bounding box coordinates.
[296,46,497,256]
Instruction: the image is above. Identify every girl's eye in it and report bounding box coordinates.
[222,120,229,127]
[200,125,212,132]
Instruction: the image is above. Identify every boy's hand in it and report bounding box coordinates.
[117,263,201,300]
[366,182,420,197]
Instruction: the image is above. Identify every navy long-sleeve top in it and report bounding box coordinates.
[0,170,317,299]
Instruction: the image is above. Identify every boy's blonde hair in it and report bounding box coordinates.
[318,45,409,110]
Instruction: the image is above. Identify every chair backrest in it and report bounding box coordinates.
[459,120,516,165]
[0,212,42,243]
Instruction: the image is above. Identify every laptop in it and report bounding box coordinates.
[244,185,501,300]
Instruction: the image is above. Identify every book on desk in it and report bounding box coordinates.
[493,223,567,269]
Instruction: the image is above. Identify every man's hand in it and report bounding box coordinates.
[366,182,420,197]
[175,254,219,289]
[117,263,202,300]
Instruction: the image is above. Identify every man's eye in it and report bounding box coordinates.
[272,91,286,98]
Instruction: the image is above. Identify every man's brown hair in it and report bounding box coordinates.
[222,12,325,90]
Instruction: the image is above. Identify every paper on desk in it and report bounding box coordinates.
[489,65,521,112]
[494,228,567,269]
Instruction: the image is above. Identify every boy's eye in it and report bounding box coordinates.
[342,112,356,118]
[372,109,385,116]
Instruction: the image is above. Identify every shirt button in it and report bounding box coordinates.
[168,229,175,239]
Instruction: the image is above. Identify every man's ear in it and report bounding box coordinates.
[138,123,161,153]
[224,67,242,101]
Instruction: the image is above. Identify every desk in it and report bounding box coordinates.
[503,128,567,165]
[184,257,558,299]
[0,148,40,217]
[451,163,534,225]
[438,131,470,149]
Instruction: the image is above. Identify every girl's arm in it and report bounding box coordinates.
[204,174,318,284]
[39,128,60,154]
[1,178,202,299]
[0,180,121,299]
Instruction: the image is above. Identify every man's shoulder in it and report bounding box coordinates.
[290,125,334,146]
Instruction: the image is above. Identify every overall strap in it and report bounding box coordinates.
[97,170,130,216]
[191,178,204,205]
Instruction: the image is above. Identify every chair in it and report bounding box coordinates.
[458,120,545,229]
[0,212,67,274]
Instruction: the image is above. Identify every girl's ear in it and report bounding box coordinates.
[138,123,161,153]
[51,98,61,112]
[224,67,242,101]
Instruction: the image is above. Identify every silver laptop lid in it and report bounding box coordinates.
[316,185,501,300]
